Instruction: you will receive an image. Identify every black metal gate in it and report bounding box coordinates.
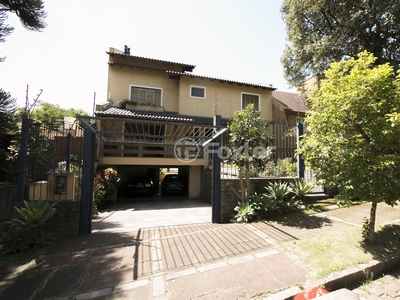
[16,116,85,202]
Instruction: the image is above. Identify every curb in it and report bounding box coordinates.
[264,254,400,300]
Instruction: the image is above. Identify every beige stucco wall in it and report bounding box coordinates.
[107,54,273,121]
[178,77,273,120]
[272,101,287,125]
[298,75,319,98]
[107,67,180,112]
[99,156,209,167]
[188,166,202,199]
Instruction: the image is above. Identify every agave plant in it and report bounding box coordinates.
[289,179,314,201]
[249,192,277,212]
[0,199,57,255]
[234,201,256,223]
[7,198,57,233]
[264,181,290,207]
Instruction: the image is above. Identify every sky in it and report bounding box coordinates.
[0,0,294,115]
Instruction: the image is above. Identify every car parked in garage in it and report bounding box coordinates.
[127,176,155,196]
[161,174,187,196]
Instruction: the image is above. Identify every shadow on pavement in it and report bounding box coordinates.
[101,198,211,212]
[361,224,400,258]
[271,211,333,229]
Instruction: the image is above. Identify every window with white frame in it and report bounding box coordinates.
[241,93,260,111]
[190,86,206,99]
[130,85,162,106]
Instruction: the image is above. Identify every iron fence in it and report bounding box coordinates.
[21,118,85,201]
[219,124,324,193]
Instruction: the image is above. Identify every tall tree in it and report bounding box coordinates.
[16,101,89,127]
[0,88,17,137]
[0,0,46,32]
[281,0,400,87]
[0,0,46,60]
[0,88,17,183]
[298,51,400,243]
[228,104,271,201]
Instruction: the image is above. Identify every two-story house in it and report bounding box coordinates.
[94,47,276,200]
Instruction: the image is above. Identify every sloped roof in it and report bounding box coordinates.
[167,70,276,90]
[95,107,229,124]
[107,51,196,72]
[108,61,276,91]
[272,91,309,113]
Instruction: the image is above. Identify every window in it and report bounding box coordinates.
[130,86,162,106]
[241,93,260,111]
[190,86,206,99]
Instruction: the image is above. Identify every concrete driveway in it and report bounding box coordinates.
[92,199,212,233]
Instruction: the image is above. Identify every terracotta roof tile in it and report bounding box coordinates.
[95,107,229,124]
[167,70,276,90]
[272,91,309,113]
[107,61,275,91]
[107,51,196,71]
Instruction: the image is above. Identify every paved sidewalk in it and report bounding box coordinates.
[0,222,307,299]
[0,200,400,299]
[351,269,400,300]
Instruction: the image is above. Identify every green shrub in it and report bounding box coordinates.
[276,158,297,177]
[0,198,57,255]
[93,167,120,212]
[264,181,291,207]
[233,180,315,222]
[288,179,314,208]
[249,192,277,212]
[234,201,257,223]
[263,158,297,177]
[289,179,314,200]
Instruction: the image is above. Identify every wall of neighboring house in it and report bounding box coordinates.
[297,75,319,98]
[272,101,287,125]
[286,111,304,128]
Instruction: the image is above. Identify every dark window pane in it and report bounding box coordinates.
[191,87,205,98]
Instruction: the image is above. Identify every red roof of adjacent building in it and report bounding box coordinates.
[272,91,309,113]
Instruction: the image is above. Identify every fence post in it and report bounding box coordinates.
[80,127,95,235]
[297,122,305,178]
[16,116,29,203]
[212,115,221,223]
[66,133,72,172]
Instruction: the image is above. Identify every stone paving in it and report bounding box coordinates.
[0,200,308,299]
[1,199,400,299]
[351,269,400,300]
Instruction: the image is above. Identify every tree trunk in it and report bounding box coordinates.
[239,168,244,202]
[246,164,250,199]
[369,201,377,244]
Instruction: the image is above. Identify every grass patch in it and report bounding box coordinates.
[282,227,370,278]
[281,223,400,279]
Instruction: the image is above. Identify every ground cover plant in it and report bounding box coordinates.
[277,208,400,279]
[233,179,314,222]
[0,198,57,255]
